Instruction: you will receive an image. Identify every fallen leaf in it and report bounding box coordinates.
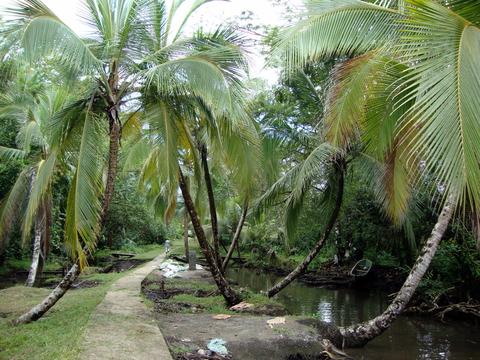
[229,301,254,311]
[267,317,286,328]
[213,314,232,320]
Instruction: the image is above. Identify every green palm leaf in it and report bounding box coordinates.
[8,0,100,73]
[64,112,104,268]
[21,152,57,244]
[274,0,401,71]
[398,0,480,210]
[0,168,30,244]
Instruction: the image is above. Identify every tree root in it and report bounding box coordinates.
[405,300,480,321]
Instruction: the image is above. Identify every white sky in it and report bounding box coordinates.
[1,0,303,83]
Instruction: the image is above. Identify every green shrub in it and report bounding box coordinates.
[102,176,166,248]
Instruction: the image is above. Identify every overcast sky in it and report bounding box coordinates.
[1,0,303,83]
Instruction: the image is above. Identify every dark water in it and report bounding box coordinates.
[227,267,480,360]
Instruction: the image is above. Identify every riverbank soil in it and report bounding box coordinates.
[143,267,343,360]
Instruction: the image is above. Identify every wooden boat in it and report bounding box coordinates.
[349,259,372,277]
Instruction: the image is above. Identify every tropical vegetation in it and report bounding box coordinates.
[1,0,479,358]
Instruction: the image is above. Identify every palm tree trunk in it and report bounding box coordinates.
[267,165,345,298]
[222,201,248,271]
[339,196,455,347]
[179,169,241,306]
[200,145,222,269]
[25,217,44,287]
[14,263,81,325]
[183,212,190,261]
[470,210,480,251]
[102,118,120,228]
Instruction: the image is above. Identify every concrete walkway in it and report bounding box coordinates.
[80,255,172,360]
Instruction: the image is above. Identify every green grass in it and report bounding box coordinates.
[0,258,64,276]
[93,244,163,263]
[168,236,201,258]
[154,276,283,315]
[132,245,164,260]
[244,291,282,307]
[163,278,216,292]
[166,293,235,314]
[0,272,124,360]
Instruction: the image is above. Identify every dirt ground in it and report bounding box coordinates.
[146,267,340,360]
[158,313,328,360]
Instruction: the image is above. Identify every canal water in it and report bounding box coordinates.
[227,267,480,360]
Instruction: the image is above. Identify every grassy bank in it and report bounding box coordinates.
[0,272,121,360]
[0,245,162,360]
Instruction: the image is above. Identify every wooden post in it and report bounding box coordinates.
[188,251,197,271]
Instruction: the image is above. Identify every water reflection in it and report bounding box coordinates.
[227,267,480,360]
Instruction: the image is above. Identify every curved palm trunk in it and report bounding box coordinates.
[200,145,222,269]
[222,201,248,271]
[179,169,241,306]
[267,166,345,298]
[15,103,122,324]
[15,263,81,325]
[339,197,454,347]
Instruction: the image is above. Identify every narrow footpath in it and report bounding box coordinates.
[80,255,172,360]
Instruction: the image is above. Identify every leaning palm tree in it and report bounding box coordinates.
[128,47,260,304]
[132,97,259,305]
[7,0,254,323]
[252,65,350,297]
[276,0,480,347]
[8,85,106,324]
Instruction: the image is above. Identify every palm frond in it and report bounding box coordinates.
[0,168,30,244]
[8,0,100,73]
[172,0,225,42]
[64,111,104,268]
[444,0,480,26]
[274,0,401,72]
[324,53,380,148]
[397,0,480,211]
[0,146,26,161]
[21,152,57,244]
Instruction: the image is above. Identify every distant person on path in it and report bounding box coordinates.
[164,240,171,255]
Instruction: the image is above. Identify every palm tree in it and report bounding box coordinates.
[7,0,248,240]
[252,65,350,297]
[276,0,480,347]
[5,82,106,324]
[221,198,249,271]
[7,0,249,323]
[264,150,347,297]
[0,69,55,287]
[128,39,259,304]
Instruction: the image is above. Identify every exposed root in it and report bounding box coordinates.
[406,300,480,321]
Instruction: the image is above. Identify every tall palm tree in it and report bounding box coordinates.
[276,0,480,347]
[8,0,249,323]
[124,31,260,303]
[130,87,259,305]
